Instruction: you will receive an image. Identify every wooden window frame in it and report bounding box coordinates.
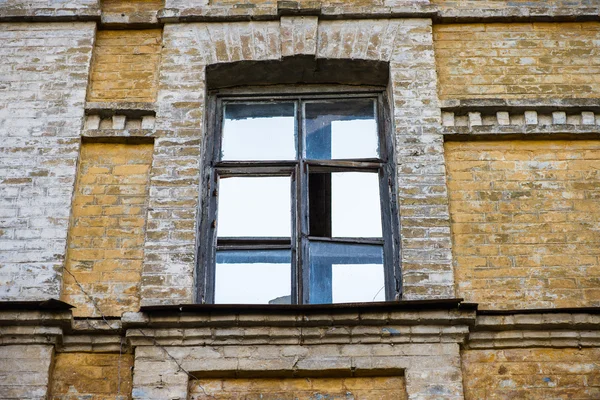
[197,89,402,304]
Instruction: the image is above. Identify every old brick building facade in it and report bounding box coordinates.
[1,0,600,398]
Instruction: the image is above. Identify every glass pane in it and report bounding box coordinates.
[215,250,291,304]
[222,102,296,161]
[305,99,378,160]
[309,171,382,238]
[217,176,291,237]
[308,241,384,304]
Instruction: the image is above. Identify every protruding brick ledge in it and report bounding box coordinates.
[101,11,160,28]
[122,300,477,346]
[435,6,600,23]
[1,3,598,23]
[468,309,600,349]
[441,98,600,138]
[83,102,157,136]
[0,7,101,22]
[158,4,437,23]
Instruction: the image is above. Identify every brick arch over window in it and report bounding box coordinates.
[142,17,453,306]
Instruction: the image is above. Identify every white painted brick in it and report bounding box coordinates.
[496,111,510,125]
[112,115,127,129]
[468,112,482,127]
[581,111,595,125]
[85,115,101,130]
[0,23,95,301]
[442,112,455,127]
[524,110,538,125]
[141,115,156,130]
[552,111,567,124]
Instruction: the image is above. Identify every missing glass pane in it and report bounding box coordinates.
[222,102,296,161]
[217,176,292,237]
[308,241,384,304]
[215,250,291,304]
[309,171,382,238]
[305,99,378,160]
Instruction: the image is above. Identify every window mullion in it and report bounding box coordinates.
[297,99,309,305]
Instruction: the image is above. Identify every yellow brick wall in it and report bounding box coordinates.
[434,23,600,99]
[102,0,164,14]
[88,30,162,103]
[210,0,383,4]
[189,376,408,400]
[50,353,133,400]
[462,348,600,399]
[446,140,600,310]
[62,142,153,317]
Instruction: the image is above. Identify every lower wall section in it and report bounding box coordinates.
[189,376,408,400]
[132,343,465,400]
[50,352,134,400]
[0,345,53,400]
[462,348,600,399]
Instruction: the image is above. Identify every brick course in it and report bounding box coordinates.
[446,140,600,309]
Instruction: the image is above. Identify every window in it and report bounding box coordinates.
[198,92,401,305]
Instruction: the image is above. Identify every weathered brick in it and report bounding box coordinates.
[0,345,53,400]
[0,22,95,302]
[88,29,163,103]
[189,376,408,399]
[50,352,134,399]
[463,348,600,400]
[62,142,153,317]
[434,22,600,99]
[446,140,600,310]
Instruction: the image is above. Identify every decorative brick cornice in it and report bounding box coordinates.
[441,98,600,137]
[468,312,600,349]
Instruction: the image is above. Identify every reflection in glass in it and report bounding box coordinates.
[215,250,291,304]
[308,241,384,304]
[305,99,378,160]
[222,102,296,161]
[309,171,382,238]
[217,176,291,237]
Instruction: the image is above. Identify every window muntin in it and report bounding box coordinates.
[200,93,400,305]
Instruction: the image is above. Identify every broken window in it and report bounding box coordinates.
[199,93,401,304]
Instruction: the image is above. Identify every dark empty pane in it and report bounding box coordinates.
[309,171,382,238]
[217,176,291,237]
[308,241,384,304]
[215,250,291,304]
[305,99,378,160]
[222,102,296,160]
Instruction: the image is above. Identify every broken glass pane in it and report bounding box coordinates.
[222,102,296,161]
[215,250,291,304]
[308,241,384,304]
[217,176,291,237]
[305,99,378,160]
[309,171,382,238]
